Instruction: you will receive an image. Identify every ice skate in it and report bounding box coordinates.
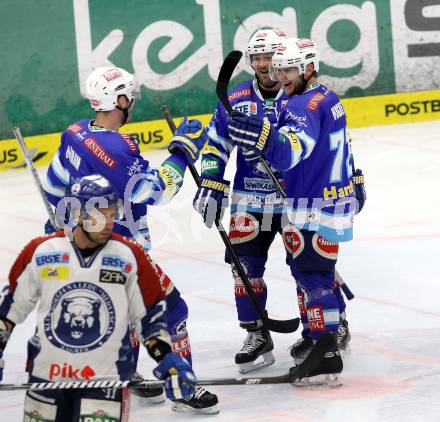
[235,328,275,374]
[290,333,343,388]
[130,372,165,404]
[289,336,313,364]
[171,386,219,414]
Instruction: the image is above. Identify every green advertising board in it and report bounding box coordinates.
[1,0,440,139]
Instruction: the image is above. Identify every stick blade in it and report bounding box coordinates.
[264,316,301,334]
[216,50,243,113]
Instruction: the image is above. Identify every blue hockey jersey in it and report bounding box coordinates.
[43,119,188,250]
[264,83,355,241]
[201,79,290,213]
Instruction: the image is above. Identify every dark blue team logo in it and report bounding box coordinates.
[44,282,116,353]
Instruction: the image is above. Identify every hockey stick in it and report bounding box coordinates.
[161,105,299,334]
[11,127,61,229]
[216,53,355,301]
[0,334,335,391]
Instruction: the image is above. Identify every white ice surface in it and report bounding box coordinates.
[0,120,439,421]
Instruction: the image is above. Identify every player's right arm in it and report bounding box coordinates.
[0,236,46,380]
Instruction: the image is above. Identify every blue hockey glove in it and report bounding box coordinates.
[353,168,366,214]
[153,352,196,400]
[168,117,208,164]
[193,176,230,228]
[227,111,273,162]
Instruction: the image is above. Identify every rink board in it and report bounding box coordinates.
[0,89,439,173]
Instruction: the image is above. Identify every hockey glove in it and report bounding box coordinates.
[193,176,230,228]
[168,117,208,165]
[153,352,196,400]
[353,168,366,214]
[227,111,273,162]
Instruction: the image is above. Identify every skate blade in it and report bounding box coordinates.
[237,351,275,374]
[293,373,343,388]
[171,401,220,415]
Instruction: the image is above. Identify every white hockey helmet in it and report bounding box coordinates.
[269,37,320,80]
[86,67,140,111]
[245,28,287,66]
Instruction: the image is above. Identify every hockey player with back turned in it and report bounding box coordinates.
[43,66,218,413]
[193,28,290,374]
[226,37,363,386]
[0,175,197,421]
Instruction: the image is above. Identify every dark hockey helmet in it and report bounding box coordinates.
[66,174,123,220]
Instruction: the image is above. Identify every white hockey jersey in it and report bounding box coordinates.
[1,231,171,382]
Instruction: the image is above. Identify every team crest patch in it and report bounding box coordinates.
[306,92,325,112]
[228,213,259,244]
[44,282,116,353]
[282,225,304,258]
[312,233,338,259]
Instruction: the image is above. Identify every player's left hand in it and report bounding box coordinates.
[227,111,273,162]
[153,352,196,400]
[353,168,366,214]
[168,117,208,164]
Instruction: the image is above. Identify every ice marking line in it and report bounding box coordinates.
[353,337,440,365]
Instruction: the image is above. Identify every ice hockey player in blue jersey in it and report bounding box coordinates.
[0,175,197,421]
[43,66,218,413]
[193,28,291,373]
[226,37,364,386]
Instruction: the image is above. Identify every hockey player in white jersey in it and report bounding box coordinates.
[43,66,218,413]
[0,175,197,421]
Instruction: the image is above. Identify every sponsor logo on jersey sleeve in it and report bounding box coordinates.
[306,92,325,112]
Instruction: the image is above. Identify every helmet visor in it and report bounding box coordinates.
[269,65,301,82]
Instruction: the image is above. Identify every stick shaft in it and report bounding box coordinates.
[11,127,60,229]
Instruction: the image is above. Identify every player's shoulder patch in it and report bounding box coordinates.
[306,92,326,112]
[121,134,139,153]
[228,81,253,103]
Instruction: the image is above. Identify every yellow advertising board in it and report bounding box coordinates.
[1,90,439,173]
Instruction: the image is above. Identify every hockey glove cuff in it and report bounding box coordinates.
[193,176,230,228]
